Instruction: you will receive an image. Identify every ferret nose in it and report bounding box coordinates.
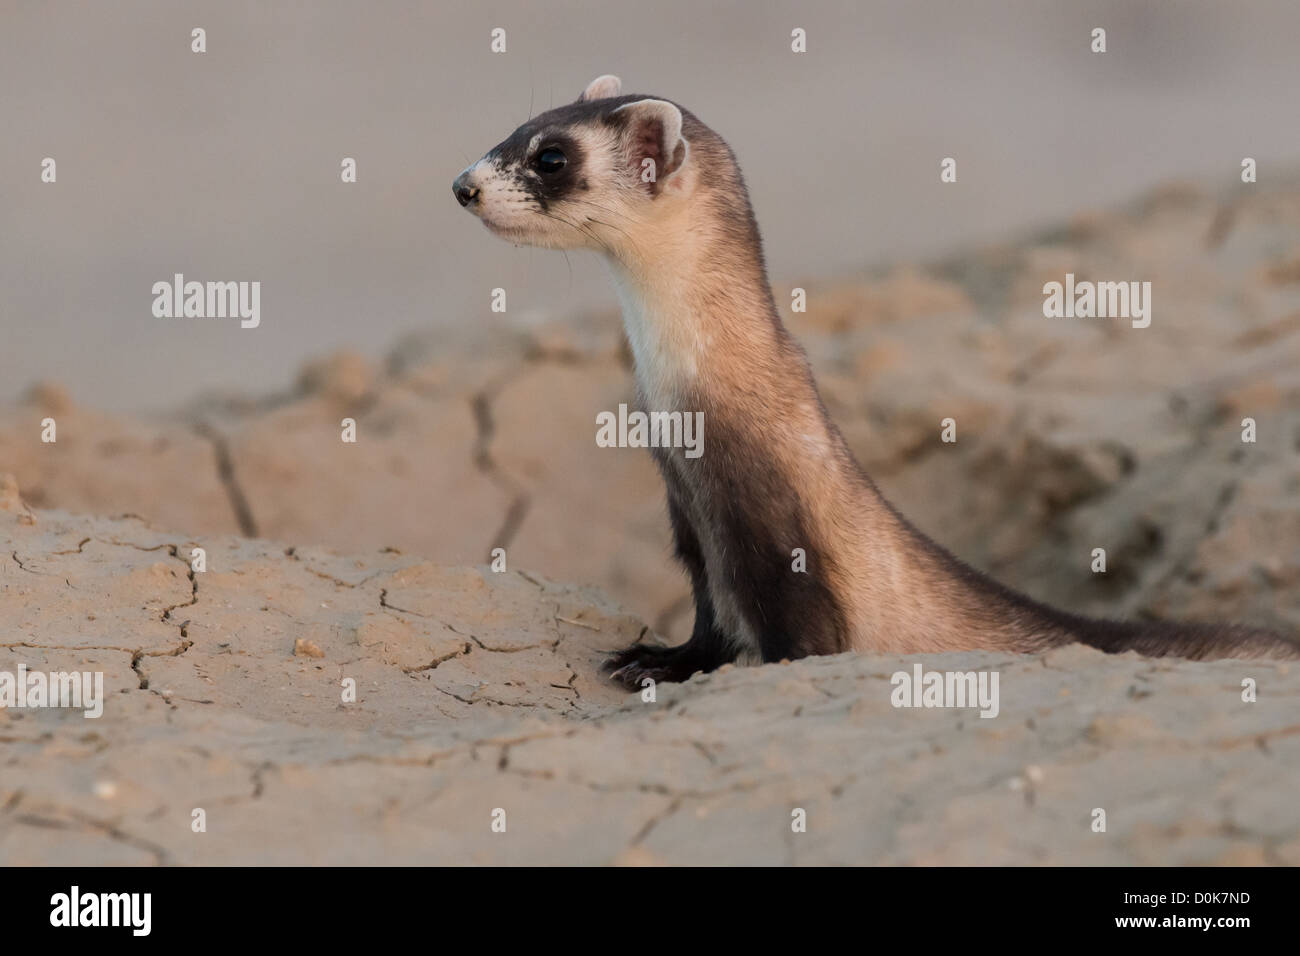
[453,172,480,208]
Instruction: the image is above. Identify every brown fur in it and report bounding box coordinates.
[455,77,1300,685]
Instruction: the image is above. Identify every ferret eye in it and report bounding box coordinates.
[535,148,567,174]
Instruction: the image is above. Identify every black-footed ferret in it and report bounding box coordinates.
[453,74,1299,687]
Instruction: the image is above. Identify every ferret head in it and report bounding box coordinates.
[453,75,697,256]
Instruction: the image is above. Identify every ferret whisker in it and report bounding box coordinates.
[570,197,646,227]
[583,215,642,255]
[537,210,614,256]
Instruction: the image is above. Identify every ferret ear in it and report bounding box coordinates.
[612,98,689,192]
[578,74,622,102]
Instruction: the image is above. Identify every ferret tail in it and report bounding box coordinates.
[1062,613,1300,661]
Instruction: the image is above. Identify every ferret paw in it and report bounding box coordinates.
[602,643,701,690]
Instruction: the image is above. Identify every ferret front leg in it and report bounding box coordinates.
[603,495,739,689]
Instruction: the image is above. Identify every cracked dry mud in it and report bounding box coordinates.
[2,504,1298,865]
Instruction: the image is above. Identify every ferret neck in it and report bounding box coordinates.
[602,196,785,402]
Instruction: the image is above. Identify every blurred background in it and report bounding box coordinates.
[4,0,1300,409]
